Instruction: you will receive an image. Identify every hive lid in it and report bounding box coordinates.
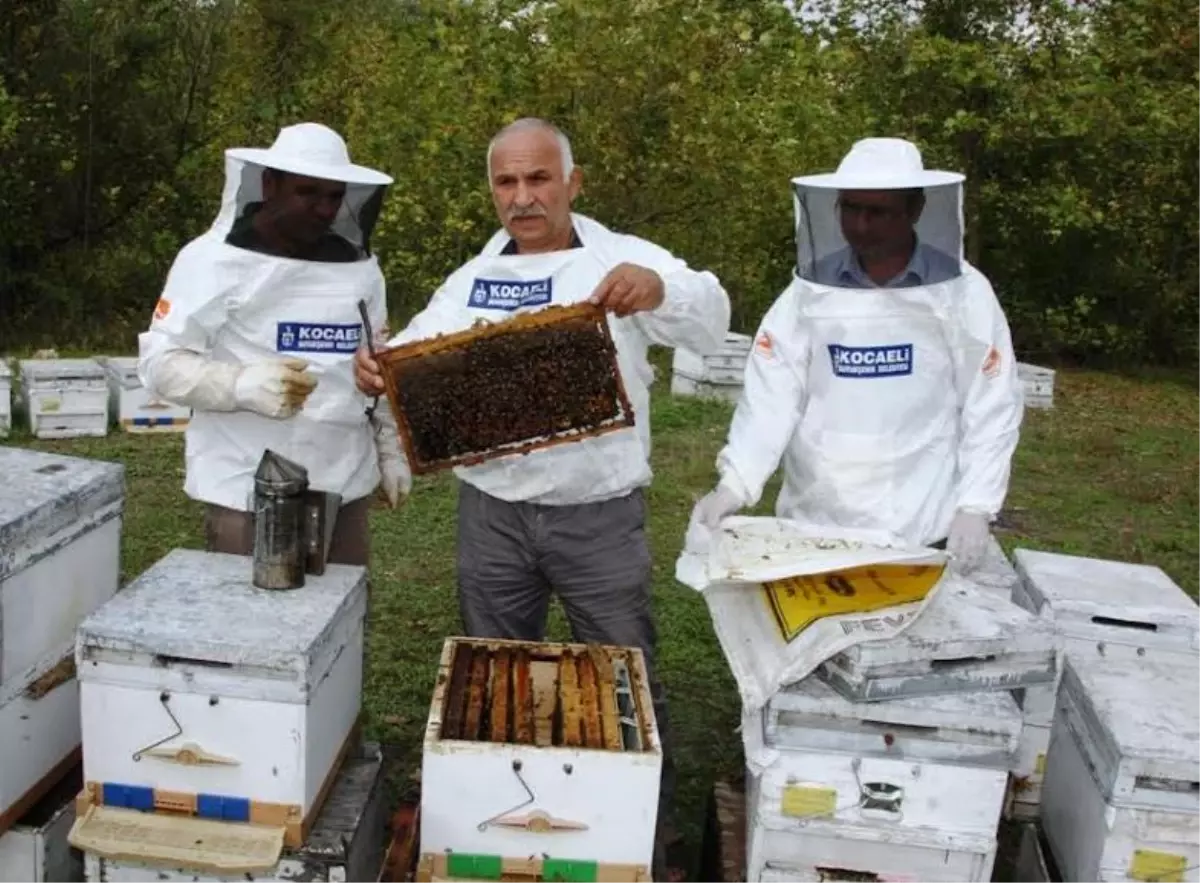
[76,548,366,679]
[0,360,10,379]
[20,357,105,381]
[818,580,1058,701]
[766,673,1022,764]
[68,804,284,873]
[96,355,141,387]
[0,447,125,582]
[1059,653,1199,806]
[1013,549,1198,648]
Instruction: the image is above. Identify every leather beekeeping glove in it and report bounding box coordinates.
[233,358,318,419]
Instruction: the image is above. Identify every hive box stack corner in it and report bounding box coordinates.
[0,446,124,879]
[68,548,387,882]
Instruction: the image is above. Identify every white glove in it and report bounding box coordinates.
[946,509,991,573]
[684,482,746,554]
[372,409,412,508]
[233,358,318,419]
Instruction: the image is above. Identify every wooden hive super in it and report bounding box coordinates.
[419,637,661,882]
[377,304,634,474]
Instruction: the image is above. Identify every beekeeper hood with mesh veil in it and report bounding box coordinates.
[138,123,412,513]
[687,137,1024,573]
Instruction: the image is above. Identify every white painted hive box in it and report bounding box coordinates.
[0,446,123,688]
[672,332,752,386]
[97,356,191,433]
[0,765,83,882]
[19,358,109,439]
[74,549,366,848]
[1040,655,1199,882]
[749,678,1022,883]
[421,637,662,880]
[1011,548,1199,727]
[669,372,743,404]
[1018,362,1055,409]
[816,580,1057,702]
[0,360,11,437]
[77,742,386,882]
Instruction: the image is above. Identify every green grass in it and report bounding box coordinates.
[4,355,1197,876]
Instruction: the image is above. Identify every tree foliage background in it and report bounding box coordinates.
[0,0,1196,367]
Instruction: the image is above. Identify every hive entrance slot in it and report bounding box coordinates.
[1090,615,1158,632]
[440,642,639,751]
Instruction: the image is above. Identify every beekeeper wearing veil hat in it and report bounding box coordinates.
[688,137,1024,573]
[138,122,410,565]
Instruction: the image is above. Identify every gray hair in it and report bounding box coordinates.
[486,117,575,181]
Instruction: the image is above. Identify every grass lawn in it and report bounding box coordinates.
[4,353,1196,876]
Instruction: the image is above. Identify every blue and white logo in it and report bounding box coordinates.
[828,344,913,378]
[468,277,553,311]
[277,322,362,354]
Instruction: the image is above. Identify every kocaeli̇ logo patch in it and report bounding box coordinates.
[277,322,361,353]
[468,277,552,311]
[828,344,913,378]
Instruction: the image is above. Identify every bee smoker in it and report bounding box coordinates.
[251,450,342,590]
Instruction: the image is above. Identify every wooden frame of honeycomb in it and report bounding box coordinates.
[375,303,635,475]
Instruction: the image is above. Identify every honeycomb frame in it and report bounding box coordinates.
[376,303,635,475]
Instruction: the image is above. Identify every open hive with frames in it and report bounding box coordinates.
[376,303,634,474]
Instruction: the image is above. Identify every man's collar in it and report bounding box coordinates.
[499,226,583,255]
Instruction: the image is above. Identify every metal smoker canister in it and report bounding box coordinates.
[252,449,309,590]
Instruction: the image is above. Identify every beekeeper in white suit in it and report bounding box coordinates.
[138,122,409,566]
[689,138,1023,573]
[355,117,730,880]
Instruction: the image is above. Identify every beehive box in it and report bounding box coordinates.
[0,360,11,438]
[1008,550,1198,822]
[0,760,83,882]
[1018,362,1055,409]
[77,742,386,882]
[377,303,634,474]
[0,447,124,834]
[749,677,1022,882]
[96,356,191,433]
[672,332,752,385]
[1041,655,1199,882]
[19,358,109,439]
[816,580,1058,703]
[72,549,367,851]
[420,637,661,880]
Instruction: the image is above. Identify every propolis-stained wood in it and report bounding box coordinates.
[376,303,635,474]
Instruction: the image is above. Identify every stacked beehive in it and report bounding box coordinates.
[19,358,109,439]
[1009,550,1199,880]
[1017,362,1055,410]
[65,548,387,882]
[418,637,663,883]
[0,446,124,881]
[95,356,191,433]
[670,332,753,404]
[743,537,1062,882]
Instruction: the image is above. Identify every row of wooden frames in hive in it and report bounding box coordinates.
[376,303,635,474]
[435,637,654,752]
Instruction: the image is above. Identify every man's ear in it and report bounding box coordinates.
[567,166,583,203]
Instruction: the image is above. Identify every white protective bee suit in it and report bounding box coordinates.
[689,138,1024,571]
[138,123,409,516]
[384,211,731,503]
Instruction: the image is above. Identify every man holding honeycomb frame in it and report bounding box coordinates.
[355,117,731,878]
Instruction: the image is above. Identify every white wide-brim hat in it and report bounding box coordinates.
[227,122,393,187]
[792,137,963,190]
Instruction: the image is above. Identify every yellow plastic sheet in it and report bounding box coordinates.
[763,563,945,642]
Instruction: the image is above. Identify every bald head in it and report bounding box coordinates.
[486,117,582,255]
